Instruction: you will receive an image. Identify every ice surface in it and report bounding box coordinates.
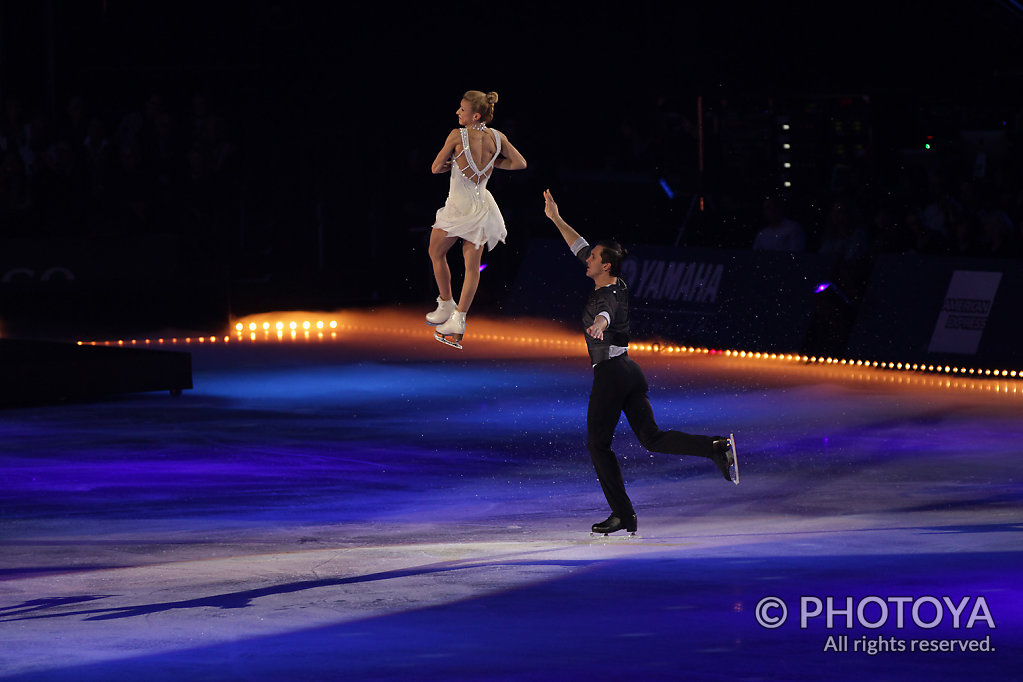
[1,310,1020,680]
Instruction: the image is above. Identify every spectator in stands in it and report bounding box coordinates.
[0,148,28,213]
[947,210,980,257]
[868,197,915,256]
[752,195,805,251]
[978,210,1016,258]
[1,97,30,164]
[1012,185,1023,254]
[904,207,949,255]
[819,200,869,262]
[920,175,959,238]
[105,137,152,233]
[59,95,91,151]
[82,116,111,202]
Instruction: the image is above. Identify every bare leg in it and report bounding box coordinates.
[457,240,483,313]
[428,228,458,300]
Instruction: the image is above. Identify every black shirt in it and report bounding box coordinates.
[576,243,631,365]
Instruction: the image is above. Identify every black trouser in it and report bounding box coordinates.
[586,354,716,517]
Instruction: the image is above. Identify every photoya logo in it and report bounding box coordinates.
[755,595,996,630]
[619,259,724,303]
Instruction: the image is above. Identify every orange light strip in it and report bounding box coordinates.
[76,311,1022,383]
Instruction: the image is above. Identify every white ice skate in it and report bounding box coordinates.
[434,310,466,350]
[426,297,457,326]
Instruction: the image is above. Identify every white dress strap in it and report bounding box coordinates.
[457,128,482,178]
[478,130,501,175]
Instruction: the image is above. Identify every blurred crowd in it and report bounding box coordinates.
[0,89,240,241]
[751,167,1023,262]
[4,86,1022,277]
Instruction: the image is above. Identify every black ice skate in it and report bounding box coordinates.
[590,513,638,536]
[712,433,739,485]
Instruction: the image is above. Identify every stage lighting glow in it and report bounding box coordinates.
[815,282,831,293]
[479,264,488,272]
[78,308,1022,390]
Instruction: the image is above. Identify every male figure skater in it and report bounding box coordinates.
[542,190,738,535]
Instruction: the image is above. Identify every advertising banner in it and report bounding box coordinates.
[845,254,1022,370]
[505,239,838,352]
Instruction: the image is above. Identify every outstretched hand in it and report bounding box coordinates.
[543,189,560,221]
[543,188,583,248]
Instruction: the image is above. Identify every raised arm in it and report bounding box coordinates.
[543,189,584,247]
[431,129,461,174]
[492,132,527,171]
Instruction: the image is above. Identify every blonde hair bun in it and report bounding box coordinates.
[462,89,499,124]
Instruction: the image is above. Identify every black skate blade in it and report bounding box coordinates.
[729,432,739,485]
[434,332,463,350]
[589,531,639,539]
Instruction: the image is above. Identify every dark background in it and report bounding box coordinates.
[2,0,1023,338]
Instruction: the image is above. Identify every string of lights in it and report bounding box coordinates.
[76,310,1022,390]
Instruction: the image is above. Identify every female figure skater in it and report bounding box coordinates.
[427,90,527,347]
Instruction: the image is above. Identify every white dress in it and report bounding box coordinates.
[433,127,507,251]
